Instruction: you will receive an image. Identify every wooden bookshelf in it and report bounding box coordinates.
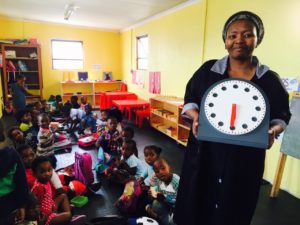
[1,44,43,103]
[150,96,191,146]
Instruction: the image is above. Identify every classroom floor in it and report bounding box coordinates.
[2,114,300,225]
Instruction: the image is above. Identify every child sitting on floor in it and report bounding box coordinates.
[31,156,86,225]
[94,116,123,174]
[109,140,146,183]
[96,109,108,135]
[80,96,88,111]
[17,145,86,198]
[146,158,180,225]
[16,109,38,135]
[8,126,38,150]
[139,145,162,187]
[68,96,85,133]
[79,103,97,134]
[121,126,138,156]
[36,113,58,168]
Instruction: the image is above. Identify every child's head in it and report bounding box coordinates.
[55,95,62,103]
[71,95,78,104]
[40,99,48,110]
[7,126,24,142]
[16,74,26,85]
[17,144,35,169]
[31,156,53,184]
[38,113,50,129]
[153,158,172,183]
[100,109,108,121]
[25,193,40,221]
[144,145,162,166]
[81,96,87,105]
[16,109,32,124]
[107,116,118,132]
[33,101,42,111]
[85,103,93,114]
[121,140,137,159]
[122,126,134,142]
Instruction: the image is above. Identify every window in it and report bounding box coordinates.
[51,40,83,70]
[136,35,148,70]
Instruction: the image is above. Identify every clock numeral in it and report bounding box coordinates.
[218,121,224,126]
[244,87,250,92]
[233,84,238,89]
[252,117,257,122]
[221,86,227,91]
[255,106,261,111]
[253,95,258,100]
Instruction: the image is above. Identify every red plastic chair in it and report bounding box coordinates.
[135,108,150,128]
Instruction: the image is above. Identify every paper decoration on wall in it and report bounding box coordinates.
[131,69,137,84]
[103,71,112,81]
[149,71,161,94]
[281,77,299,92]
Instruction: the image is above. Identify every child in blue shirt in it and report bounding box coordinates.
[80,104,97,134]
[147,158,180,225]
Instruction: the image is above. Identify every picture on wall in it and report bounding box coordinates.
[103,71,112,81]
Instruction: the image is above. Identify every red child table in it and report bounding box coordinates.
[112,99,150,120]
[99,92,138,109]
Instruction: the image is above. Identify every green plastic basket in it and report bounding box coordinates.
[71,196,88,208]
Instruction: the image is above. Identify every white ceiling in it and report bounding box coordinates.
[0,0,194,31]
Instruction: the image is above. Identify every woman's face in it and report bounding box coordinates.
[225,19,258,60]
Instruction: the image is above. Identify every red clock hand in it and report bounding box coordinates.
[230,103,236,129]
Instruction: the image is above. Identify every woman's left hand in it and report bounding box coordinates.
[267,128,276,149]
[267,124,284,149]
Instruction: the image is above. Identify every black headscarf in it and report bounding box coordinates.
[222,11,264,46]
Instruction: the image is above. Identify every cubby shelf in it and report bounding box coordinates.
[150,96,191,147]
[61,81,124,108]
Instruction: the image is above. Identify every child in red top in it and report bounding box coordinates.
[31,156,86,225]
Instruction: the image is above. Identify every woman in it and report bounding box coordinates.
[174,11,291,225]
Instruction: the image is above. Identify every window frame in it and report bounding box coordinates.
[51,39,84,70]
[136,35,148,70]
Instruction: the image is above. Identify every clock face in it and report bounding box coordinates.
[204,79,266,135]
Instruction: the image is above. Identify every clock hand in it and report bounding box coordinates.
[230,103,237,129]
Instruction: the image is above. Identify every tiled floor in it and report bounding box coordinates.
[2,115,300,225]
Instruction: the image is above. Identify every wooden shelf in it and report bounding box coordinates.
[5,57,38,60]
[61,81,124,108]
[150,96,189,147]
[1,44,43,104]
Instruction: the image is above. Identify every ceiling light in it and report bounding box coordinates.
[64,4,79,20]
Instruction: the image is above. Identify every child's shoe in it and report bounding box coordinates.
[87,182,102,195]
[69,214,87,225]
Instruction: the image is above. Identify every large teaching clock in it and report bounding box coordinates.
[197,78,270,149]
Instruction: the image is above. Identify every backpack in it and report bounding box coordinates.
[74,152,94,186]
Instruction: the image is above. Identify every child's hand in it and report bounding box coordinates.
[104,153,111,162]
[156,192,165,201]
[15,207,25,224]
[148,187,157,198]
[138,177,144,185]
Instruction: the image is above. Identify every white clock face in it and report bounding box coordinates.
[204,79,266,135]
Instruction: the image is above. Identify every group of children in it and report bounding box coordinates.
[93,115,180,225]
[1,90,180,225]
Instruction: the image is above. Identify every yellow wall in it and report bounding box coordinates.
[0,17,121,100]
[121,2,207,100]
[121,0,300,198]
